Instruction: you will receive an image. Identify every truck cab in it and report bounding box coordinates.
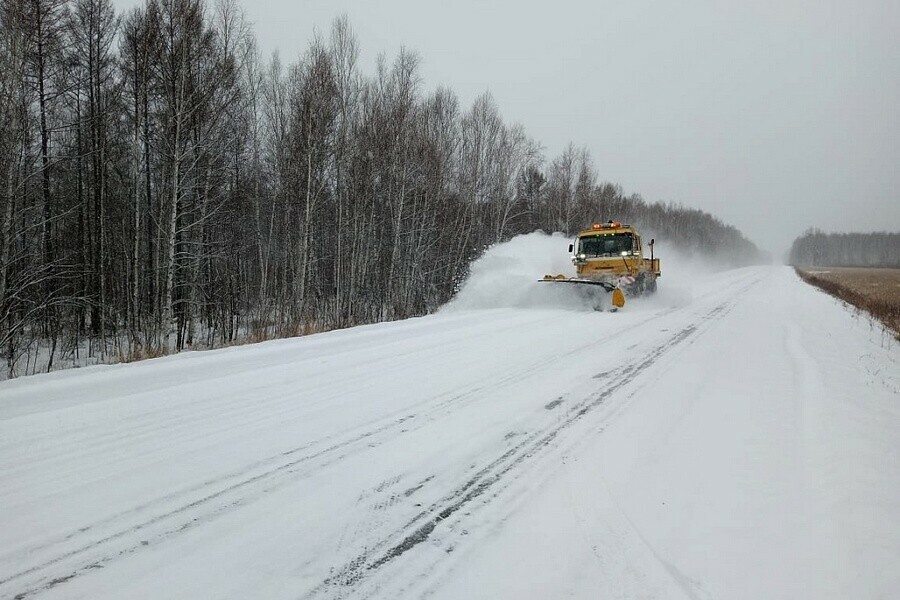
[568,221,661,290]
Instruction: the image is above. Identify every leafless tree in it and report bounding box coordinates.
[0,8,766,378]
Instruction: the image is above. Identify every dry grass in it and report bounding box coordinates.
[118,345,169,363]
[796,267,900,338]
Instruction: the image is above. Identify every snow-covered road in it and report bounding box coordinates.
[1,253,898,599]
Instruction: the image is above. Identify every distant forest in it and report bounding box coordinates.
[789,230,900,268]
[0,0,763,376]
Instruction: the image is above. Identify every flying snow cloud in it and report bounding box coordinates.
[442,232,590,311]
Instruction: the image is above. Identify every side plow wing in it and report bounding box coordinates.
[538,276,626,309]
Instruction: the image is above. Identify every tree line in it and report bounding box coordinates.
[789,229,900,268]
[0,0,763,377]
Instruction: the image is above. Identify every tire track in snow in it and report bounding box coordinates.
[305,296,744,599]
[3,273,761,600]
[1,314,568,565]
[317,271,764,589]
[1,307,685,600]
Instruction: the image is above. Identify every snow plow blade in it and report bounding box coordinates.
[539,275,617,293]
[540,275,625,310]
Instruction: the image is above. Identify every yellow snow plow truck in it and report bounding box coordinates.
[540,221,661,310]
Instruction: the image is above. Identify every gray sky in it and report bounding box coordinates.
[115,0,900,255]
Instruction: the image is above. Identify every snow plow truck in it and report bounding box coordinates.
[540,221,661,310]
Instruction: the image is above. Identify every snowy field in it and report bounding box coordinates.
[1,234,898,599]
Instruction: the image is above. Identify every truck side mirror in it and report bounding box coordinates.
[649,239,654,246]
[568,243,574,253]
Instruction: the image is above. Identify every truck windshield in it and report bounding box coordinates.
[578,233,634,257]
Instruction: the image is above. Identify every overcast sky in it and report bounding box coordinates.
[115,0,899,255]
